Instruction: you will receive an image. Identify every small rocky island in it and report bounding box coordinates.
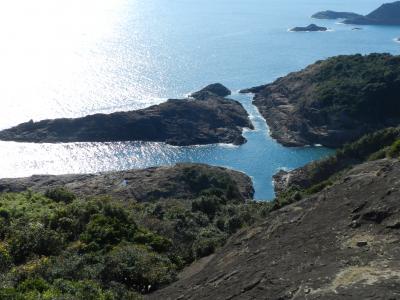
[0,84,253,146]
[312,10,362,20]
[290,24,327,32]
[190,83,231,100]
[241,54,400,147]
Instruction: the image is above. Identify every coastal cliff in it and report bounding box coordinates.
[241,54,400,147]
[0,85,253,146]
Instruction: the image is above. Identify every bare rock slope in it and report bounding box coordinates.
[149,158,400,299]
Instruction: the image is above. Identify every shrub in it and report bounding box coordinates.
[191,196,224,218]
[45,187,76,204]
[387,139,400,158]
[8,225,63,264]
[80,214,137,251]
[101,244,176,293]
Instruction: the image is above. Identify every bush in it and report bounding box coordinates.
[80,214,137,251]
[0,243,12,272]
[191,196,224,218]
[45,187,76,204]
[101,244,176,293]
[8,225,63,264]
[387,139,400,158]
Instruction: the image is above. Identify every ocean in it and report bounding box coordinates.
[0,0,398,199]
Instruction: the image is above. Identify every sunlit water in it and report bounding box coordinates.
[0,0,399,199]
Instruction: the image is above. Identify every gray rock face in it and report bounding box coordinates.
[0,163,254,202]
[290,24,327,32]
[0,93,253,146]
[312,10,362,20]
[148,159,400,299]
[190,83,231,100]
[344,1,400,25]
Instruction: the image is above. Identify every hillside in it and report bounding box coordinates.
[149,157,400,299]
[0,164,273,299]
[344,1,400,25]
[241,54,400,147]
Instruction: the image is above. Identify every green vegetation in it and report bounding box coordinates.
[273,127,400,208]
[312,53,400,122]
[0,177,270,299]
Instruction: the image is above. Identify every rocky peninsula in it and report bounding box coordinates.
[312,2,400,25]
[341,1,400,25]
[290,24,327,32]
[0,163,254,202]
[241,54,400,147]
[312,10,362,20]
[0,84,253,146]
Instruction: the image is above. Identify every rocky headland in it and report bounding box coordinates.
[344,1,400,25]
[241,54,400,147]
[0,163,254,203]
[0,84,253,146]
[312,10,362,20]
[314,1,400,25]
[290,24,327,32]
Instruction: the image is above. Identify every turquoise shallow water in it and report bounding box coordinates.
[0,0,399,199]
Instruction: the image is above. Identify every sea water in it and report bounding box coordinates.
[0,0,398,199]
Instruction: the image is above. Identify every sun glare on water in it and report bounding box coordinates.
[0,0,126,128]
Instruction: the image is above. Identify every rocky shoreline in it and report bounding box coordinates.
[0,163,254,203]
[0,84,253,146]
[241,54,400,148]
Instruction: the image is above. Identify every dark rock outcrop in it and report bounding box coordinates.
[312,10,362,20]
[241,54,400,147]
[0,92,253,146]
[0,163,254,202]
[148,159,400,299]
[344,1,400,25]
[290,24,327,32]
[190,83,231,100]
